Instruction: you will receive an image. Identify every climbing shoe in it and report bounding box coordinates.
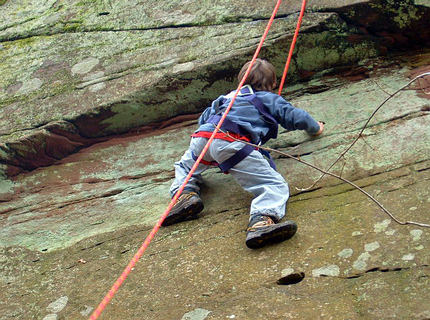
[245,215,297,249]
[162,191,204,226]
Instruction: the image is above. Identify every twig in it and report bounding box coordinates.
[216,127,430,228]
[372,79,393,96]
[338,156,346,178]
[360,133,378,152]
[300,72,430,191]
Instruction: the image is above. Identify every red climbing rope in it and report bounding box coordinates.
[278,0,307,94]
[89,0,309,318]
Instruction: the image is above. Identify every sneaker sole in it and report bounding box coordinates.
[162,199,204,226]
[246,221,297,249]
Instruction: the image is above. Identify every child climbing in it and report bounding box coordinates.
[163,58,324,249]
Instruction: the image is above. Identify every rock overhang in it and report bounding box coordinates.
[1,0,429,177]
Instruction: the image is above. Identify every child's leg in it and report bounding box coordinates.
[209,140,289,221]
[232,154,289,222]
[164,138,213,226]
[169,137,211,197]
[209,139,295,248]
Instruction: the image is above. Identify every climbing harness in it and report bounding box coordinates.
[90,0,307,318]
[191,85,278,172]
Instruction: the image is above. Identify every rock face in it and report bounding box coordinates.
[1,0,429,176]
[0,1,430,319]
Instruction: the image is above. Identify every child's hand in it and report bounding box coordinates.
[314,121,324,136]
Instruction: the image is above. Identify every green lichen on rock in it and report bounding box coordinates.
[348,0,429,32]
[415,0,430,7]
[375,0,422,28]
[296,30,378,72]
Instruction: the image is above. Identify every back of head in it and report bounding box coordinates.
[237,58,277,92]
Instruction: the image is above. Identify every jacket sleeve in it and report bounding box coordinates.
[198,107,212,125]
[198,96,225,125]
[271,95,320,135]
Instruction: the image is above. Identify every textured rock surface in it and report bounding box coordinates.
[1,54,429,319]
[0,0,430,319]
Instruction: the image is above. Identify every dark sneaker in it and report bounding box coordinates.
[245,215,297,249]
[162,192,204,226]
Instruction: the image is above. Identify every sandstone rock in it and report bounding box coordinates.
[46,296,68,313]
[1,0,429,176]
[0,1,429,319]
[181,308,211,320]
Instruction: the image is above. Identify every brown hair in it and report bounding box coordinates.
[237,58,277,91]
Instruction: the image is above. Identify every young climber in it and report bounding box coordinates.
[163,58,324,249]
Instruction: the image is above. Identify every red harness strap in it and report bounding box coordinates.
[190,131,252,167]
[191,131,251,143]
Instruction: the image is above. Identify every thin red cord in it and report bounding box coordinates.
[278,0,307,95]
[89,1,283,319]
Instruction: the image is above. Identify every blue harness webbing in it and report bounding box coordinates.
[194,86,278,173]
[239,86,278,144]
[191,143,255,174]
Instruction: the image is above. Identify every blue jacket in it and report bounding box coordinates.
[196,88,320,144]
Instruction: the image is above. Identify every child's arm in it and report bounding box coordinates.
[270,95,322,135]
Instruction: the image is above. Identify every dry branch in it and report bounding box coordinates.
[217,127,430,228]
[299,72,430,191]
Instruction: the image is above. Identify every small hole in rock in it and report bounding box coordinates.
[277,272,305,285]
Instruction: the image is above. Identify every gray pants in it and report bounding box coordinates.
[170,137,290,221]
